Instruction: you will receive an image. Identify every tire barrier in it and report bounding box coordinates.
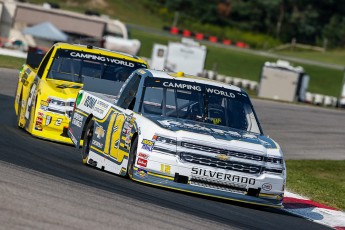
[202,70,258,91]
[164,26,249,48]
[304,92,338,107]
[202,69,339,107]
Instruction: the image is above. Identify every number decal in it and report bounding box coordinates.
[109,114,125,160]
[25,83,37,119]
[55,118,62,126]
[160,164,171,174]
[104,112,118,154]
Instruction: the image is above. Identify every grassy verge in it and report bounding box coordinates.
[133,29,343,97]
[274,50,345,66]
[286,160,345,210]
[0,55,25,69]
[27,0,165,29]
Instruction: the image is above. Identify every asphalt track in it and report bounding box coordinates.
[0,68,337,229]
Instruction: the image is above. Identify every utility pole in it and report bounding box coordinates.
[172,12,179,28]
[338,67,345,108]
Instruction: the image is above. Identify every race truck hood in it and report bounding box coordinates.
[145,114,278,150]
[43,79,82,99]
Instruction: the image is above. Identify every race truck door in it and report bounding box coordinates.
[103,111,126,163]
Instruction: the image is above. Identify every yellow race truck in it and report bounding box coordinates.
[14,43,148,144]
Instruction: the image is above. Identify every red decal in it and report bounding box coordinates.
[138,152,149,159]
[137,158,147,167]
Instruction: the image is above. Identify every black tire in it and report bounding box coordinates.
[81,120,94,165]
[127,136,138,179]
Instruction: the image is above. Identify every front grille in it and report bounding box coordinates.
[180,152,262,174]
[181,142,264,161]
[190,178,246,193]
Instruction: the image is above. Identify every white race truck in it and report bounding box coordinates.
[68,69,286,208]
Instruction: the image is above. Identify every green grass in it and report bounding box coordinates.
[132,29,344,97]
[27,0,165,29]
[0,55,25,69]
[274,50,345,66]
[286,160,345,210]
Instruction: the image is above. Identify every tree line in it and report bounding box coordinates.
[144,0,345,49]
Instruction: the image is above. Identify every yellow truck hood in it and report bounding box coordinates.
[42,79,83,99]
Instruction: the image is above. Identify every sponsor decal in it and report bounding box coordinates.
[136,168,148,178]
[45,115,52,126]
[40,100,49,107]
[205,88,235,98]
[129,116,136,125]
[35,113,43,131]
[138,152,149,159]
[35,124,42,131]
[56,84,81,89]
[161,82,236,98]
[92,139,103,149]
[137,69,146,74]
[40,105,48,111]
[95,125,105,139]
[72,113,83,128]
[70,52,135,67]
[137,158,147,167]
[215,154,230,161]
[262,183,272,191]
[36,117,43,123]
[84,96,97,109]
[122,122,133,134]
[70,131,78,146]
[163,82,202,91]
[158,119,241,138]
[94,100,109,115]
[141,139,155,151]
[191,167,256,185]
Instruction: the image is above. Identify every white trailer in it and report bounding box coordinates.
[258,60,309,102]
[151,38,207,76]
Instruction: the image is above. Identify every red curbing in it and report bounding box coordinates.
[284,191,345,229]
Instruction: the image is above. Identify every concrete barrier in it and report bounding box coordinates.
[304,92,314,103]
[224,76,233,84]
[323,96,333,106]
[240,79,250,89]
[207,70,217,80]
[313,94,324,105]
[331,97,338,107]
[232,78,243,87]
[215,74,225,82]
[248,81,258,91]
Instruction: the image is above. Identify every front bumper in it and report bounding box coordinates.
[132,166,284,208]
[30,111,73,144]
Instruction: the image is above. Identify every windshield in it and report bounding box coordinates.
[47,49,147,83]
[141,78,261,134]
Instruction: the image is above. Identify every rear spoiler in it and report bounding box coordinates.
[26,48,45,69]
